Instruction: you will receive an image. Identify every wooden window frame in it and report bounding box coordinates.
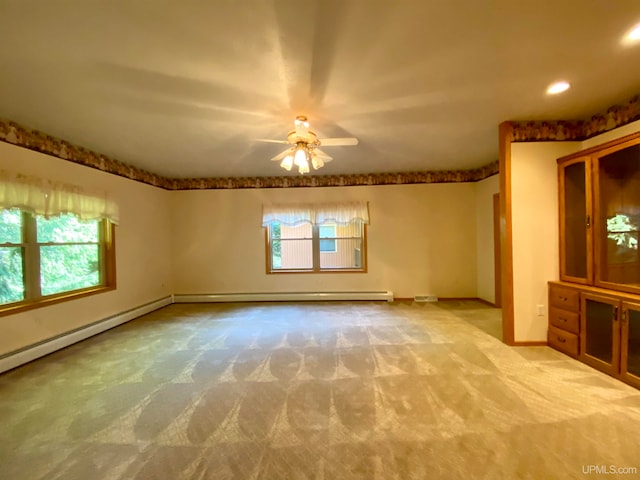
[265,223,367,274]
[0,210,116,317]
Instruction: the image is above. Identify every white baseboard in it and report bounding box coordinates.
[174,291,394,303]
[0,296,172,374]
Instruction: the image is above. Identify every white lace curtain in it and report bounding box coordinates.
[261,201,369,226]
[0,171,120,224]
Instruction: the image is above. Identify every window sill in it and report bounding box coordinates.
[267,268,367,274]
[0,285,116,317]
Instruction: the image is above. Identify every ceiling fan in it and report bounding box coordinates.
[257,116,358,174]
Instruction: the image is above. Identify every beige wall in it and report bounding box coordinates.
[475,174,499,304]
[510,142,580,341]
[170,183,478,299]
[0,142,173,356]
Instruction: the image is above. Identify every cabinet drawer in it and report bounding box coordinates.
[549,286,579,311]
[549,306,579,334]
[548,326,579,357]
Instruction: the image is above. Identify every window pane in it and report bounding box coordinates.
[319,225,336,238]
[37,214,99,243]
[0,209,22,244]
[278,223,312,239]
[40,245,100,295]
[320,238,363,269]
[0,247,25,304]
[319,239,336,252]
[273,239,313,269]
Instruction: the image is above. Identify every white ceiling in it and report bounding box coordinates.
[1,0,640,178]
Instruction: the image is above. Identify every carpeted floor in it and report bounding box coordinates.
[1,301,639,479]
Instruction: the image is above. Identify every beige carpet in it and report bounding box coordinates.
[1,301,639,479]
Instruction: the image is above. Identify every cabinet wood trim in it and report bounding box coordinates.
[557,131,640,163]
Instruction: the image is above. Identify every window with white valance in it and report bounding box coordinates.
[0,170,119,224]
[261,201,369,227]
[262,202,369,273]
[0,171,117,314]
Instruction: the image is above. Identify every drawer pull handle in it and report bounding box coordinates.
[559,317,567,322]
[557,337,566,343]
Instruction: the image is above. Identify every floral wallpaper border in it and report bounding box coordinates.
[0,93,638,189]
[0,119,498,189]
[167,161,499,190]
[0,120,172,189]
[510,94,640,142]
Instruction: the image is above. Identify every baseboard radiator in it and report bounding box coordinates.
[173,291,394,303]
[0,296,172,375]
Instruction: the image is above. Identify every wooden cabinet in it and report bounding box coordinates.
[548,284,580,357]
[554,132,640,389]
[548,282,640,388]
[558,133,640,295]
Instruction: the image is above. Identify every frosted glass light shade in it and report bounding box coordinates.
[294,148,307,167]
[298,158,310,174]
[311,156,324,170]
[280,155,293,171]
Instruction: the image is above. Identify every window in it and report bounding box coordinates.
[262,201,369,273]
[267,221,366,273]
[0,208,115,313]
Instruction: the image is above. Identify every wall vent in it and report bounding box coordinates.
[414,295,438,302]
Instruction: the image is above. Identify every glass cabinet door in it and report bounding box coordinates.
[580,293,620,375]
[621,302,640,388]
[594,140,640,294]
[559,157,592,283]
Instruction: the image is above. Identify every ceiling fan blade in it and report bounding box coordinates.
[319,137,359,146]
[270,148,293,161]
[256,139,290,144]
[314,149,333,161]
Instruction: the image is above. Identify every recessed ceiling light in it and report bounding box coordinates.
[547,81,571,95]
[625,24,640,43]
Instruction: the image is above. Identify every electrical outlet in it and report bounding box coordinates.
[536,304,545,316]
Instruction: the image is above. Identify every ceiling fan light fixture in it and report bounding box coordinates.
[293,145,307,167]
[280,154,293,171]
[298,156,310,174]
[311,155,324,170]
[267,116,357,174]
[294,116,310,129]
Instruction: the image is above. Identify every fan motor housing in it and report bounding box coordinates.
[286,129,320,147]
